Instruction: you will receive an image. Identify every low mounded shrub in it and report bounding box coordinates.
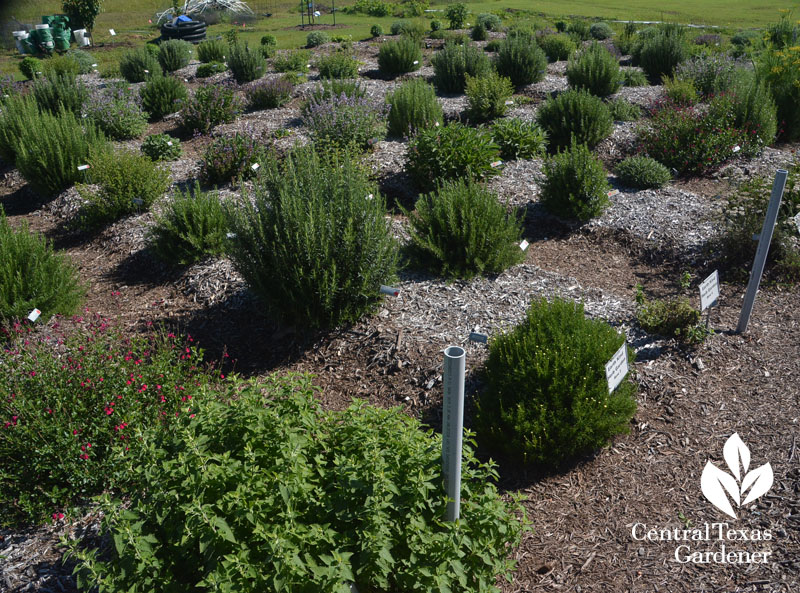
[139,75,188,121]
[403,178,524,279]
[196,61,227,78]
[77,148,170,228]
[370,24,383,37]
[302,93,388,153]
[431,41,491,93]
[636,286,705,344]
[536,88,613,152]
[465,72,514,122]
[316,51,359,78]
[201,132,266,186]
[639,31,687,81]
[477,12,502,31]
[149,183,228,265]
[615,155,671,189]
[567,20,591,41]
[429,19,442,32]
[66,373,527,591]
[621,68,649,87]
[15,108,106,197]
[0,316,217,525]
[84,83,148,140]
[272,50,311,73]
[386,78,443,137]
[197,38,226,63]
[260,34,277,47]
[491,118,548,161]
[0,213,84,324]
[119,48,162,83]
[41,55,81,78]
[566,42,622,97]
[245,76,294,110]
[663,75,698,106]
[494,36,547,88]
[179,84,243,134]
[540,139,610,221]
[304,79,367,110]
[226,147,398,328]
[406,121,501,192]
[378,37,422,77]
[32,73,87,115]
[19,56,42,80]
[64,49,95,74]
[306,30,330,48]
[484,39,502,52]
[158,39,193,73]
[140,133,182,161]
[227,41,266,84]
[537,33,577,62]
[757,45,800,140]
[474,297,637,468]
[590,22,614,40]
[607,98,642,121]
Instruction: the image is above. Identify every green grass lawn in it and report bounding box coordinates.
[0,0,794,79]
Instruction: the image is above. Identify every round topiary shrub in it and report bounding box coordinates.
[67,373,528,592]
[140,75,188,121]
[590,22,614,40]
[370,24,383,37]
[0,213,84,322]
[536,88,613,152]
[226,146,398,328]
[386,78,443,137]
[566,42,622,97]
[306,30,330,48]
[494,35,547,88]
[537,33,577,62]
[540,138,610,221]
[261,34,277,47]
[615,155,672,189]
[406,121,501,191]
[404,178,524,279]
[19,56,43,80]
[474,297,637,468]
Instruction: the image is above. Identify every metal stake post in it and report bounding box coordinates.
[442,346,465,522]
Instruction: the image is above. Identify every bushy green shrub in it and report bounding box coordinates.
[158,39,193,73]
[491,118,547,160]
[607,98,642,121]
[77,148,170,228]
[621,67,648,86]
[15,109,106,197]
[245,76,294,109]
[65,49,95,74]
[316,51,359,78]
[302,93,388,153]
[465,72,514,122]
[403,178,524,279]
[226,147,398,328]
[757,44,800,140]
[304,78,367,110]
[537,33,577,62]
[429,19,442,32]
[119,48,162,83]
[673,54,740,97]
[635,286,705,344]
[431,41,491,93]
[140,75,188,120]
[567,19,591,41]
[0,213,84,324]
[540,139,610,221]
[484,38,501,52]
[66,373,526,591]
[731,30,759,48]
[197,38,226,63]
[494,36,547,88]
[445,2,469,29]
[371,24,383,37]
[406,121,500,191]
[32,73,87,115]
[351,0,392,16]
[179,84,243,134]
[201,133,266,186]
[477,12,502,31]
[590,22,614,40]
[386,78,443,137]
[663,75,698,105]
[731,76,778,151]
[0,94,41,164]
[260,44,276,59]
[390,20,409,35]
[272,50,311,73]
[615,155,671,189]
[144,43,160,58]
[140,133,182,161]
[98,63,120,79]
[260,34,277,47]
[639,31,687,81]
[474,297,637,468]
[41,55,82,78]
[470,22,487,41]
[84,83,148,140]
[536,89,613,152]
[0,317,217,525]
[196,61,227,78]
[378,37,422,77]
[227,41,266,83]
[149,183,228,265]
[306,30,330,48]
[566,42,622,97]
[19,56,43,80]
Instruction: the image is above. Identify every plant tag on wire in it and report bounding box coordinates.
[490,160,503,168]
[519,239,529,251]
[504,100,514,105]
[251,163,260,171]
[226,232,236,239]
[167,141,173,146]
[413,60,419,65]
[380,285,400,297]
[607,189,619,197]
[77,164,90,171]
[468,331,488,344]
[27,308,41,322]
[109,29,116,36]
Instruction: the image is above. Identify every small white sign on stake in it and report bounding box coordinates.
[607,189,620,197]
[27,308,41,322]
[413,60,419,65]
[490,160,503,168]
[251,163,260,171]
[226,232,236,239]
[699,270,720,312]
[109,28,116,36]
[504,100,514,105]
[468,331,488,344]
[605,343,628,393]
[379,285,400,297]
[77,164,90,171]
[167,141,173,146]
[519,239,529,251]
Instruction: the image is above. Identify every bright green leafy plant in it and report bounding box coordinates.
[386,78,443,137]
[491,118,547,161]
[615,156,671,189]
[536,89,613,152]
[140,133,182,161]
[119,48,162,83]
[540,139,610,221]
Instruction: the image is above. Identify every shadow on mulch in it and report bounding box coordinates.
[0,184,46,217]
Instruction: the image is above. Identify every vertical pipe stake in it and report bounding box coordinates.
[442,345,465,522]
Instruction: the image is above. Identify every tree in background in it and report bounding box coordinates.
[61,0,103,34]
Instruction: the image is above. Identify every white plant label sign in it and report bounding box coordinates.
[109,28,116,36]
[27,308,41,322]
[699,270,720,311]
[701,433,773,519]
[379,285,399,297]
[605,343,628,393]
[519,239,529,251]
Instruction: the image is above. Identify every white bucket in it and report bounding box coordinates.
[35,24,50,30]
[72,28,86,45]
[82,37,91,46]
[12,30,28,38]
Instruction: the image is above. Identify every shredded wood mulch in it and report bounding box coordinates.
[1,36,799,593]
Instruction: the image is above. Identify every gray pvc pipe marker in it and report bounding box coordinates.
[442,345,465,522]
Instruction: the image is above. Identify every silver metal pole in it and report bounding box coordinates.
[736,169,788,334]
[442,345,465,522]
